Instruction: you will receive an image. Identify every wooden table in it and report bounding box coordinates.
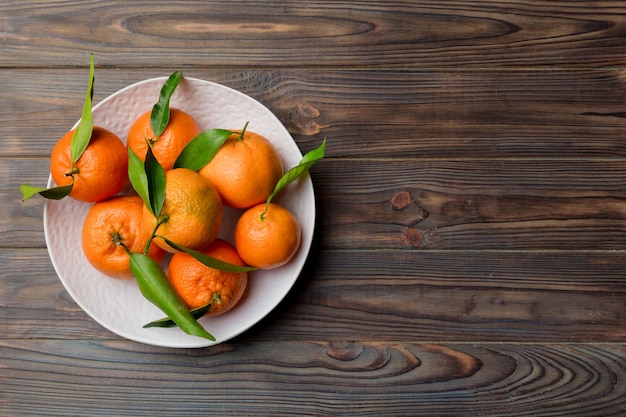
[2,1,626,415]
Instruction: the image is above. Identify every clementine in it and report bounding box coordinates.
[142,168,222,253]
[50,126,128,202]
[234,202,301,270]
[82,195,165,279]
[127,107,201,171]
[168,238,248,314]
[198,129,283,209]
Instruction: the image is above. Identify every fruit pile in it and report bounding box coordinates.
[21,55,325,341]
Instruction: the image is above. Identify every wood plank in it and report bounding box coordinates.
[2,249,625,342]
[316,158,626,250]
[1,1,625,68]
[2,68,626,158]
[6,158,626,250]
[1,340,625,416]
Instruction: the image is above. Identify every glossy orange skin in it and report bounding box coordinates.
[142,168,223,253]
[127,108,201,171]
[168,238,248,314]
[50,126,128,202]
[198,130,284,209]
[82,195,165,279]
[234,202,301,270]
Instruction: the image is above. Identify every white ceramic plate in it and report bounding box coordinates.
[44,76,315,348]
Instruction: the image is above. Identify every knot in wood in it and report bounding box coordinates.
[391,191,412,210]
[404,228,425,248]
[289,102,325,135]
[325,341,363,361]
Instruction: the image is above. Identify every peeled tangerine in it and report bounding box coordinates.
[234,203,301,270]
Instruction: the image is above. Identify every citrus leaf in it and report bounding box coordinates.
[127,147,152,214]
[174,128,233,171]
[20,182,73,201]
[161,237,258,273]
[151,71,182,138]
[70,53,95,165]
[265,137,326,209]
[129,252,215,341]
[145,146,166,218]
[143,303,212,328]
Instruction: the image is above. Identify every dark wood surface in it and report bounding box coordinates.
[2,1,626,416]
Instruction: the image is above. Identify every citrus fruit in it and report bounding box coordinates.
[234,202,301,270]
[168,238,248,314]
[127,107,201,171]
[143,168,222,253]
[198,129,284,209]
[50,126,128,202]
[82,195,165,279]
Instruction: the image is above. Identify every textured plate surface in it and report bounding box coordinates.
[44,77,315,348]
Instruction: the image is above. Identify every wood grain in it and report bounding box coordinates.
[7,158,626,250]
[2,248,625,342]
[1,340,625,416]
[1,1,625,68]
[3,0,626,415]
[2,69,626,158]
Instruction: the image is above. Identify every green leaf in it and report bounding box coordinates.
[129,252,215,341]
[143,303,213,329]
[70,53,95,165]
[20,182,73,202]
[265,137,326,210]
[151,71,183,138]
[145,146,166,218]
[161,237,258,273]
[127,147,152,214]
[174,129,233,171]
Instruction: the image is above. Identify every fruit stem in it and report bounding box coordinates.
[236,121,249,141]
[64,167,80,177]
[111,231,123,246]
[211,292,221,306]
[144,215,169,255]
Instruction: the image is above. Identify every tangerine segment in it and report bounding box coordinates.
[234,202,301,270]
[127,107,201,171]
[168,238,248,314]
[143,168,223,253]
[50,126,128,202]
[82,195,165,279]
[198,130,284,209]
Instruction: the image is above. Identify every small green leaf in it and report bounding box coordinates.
[151,71,183,138]
[265,137,326,211]
[161,237,258,273]
[127,147,152,214]
[174,129,233,171]
[70,53,95,165]
[20,182,73,201]
[145,146,166,218]
[143,304,213,328]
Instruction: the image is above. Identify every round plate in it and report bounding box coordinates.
[43,76,315,348]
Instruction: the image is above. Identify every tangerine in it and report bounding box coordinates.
[198,129,283,209]
[168,238,248,314]
[127,107,201,171]
[143,168,222,253]
[50,126,128,202]
[82,195,165,279]
[234,202,301,270]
